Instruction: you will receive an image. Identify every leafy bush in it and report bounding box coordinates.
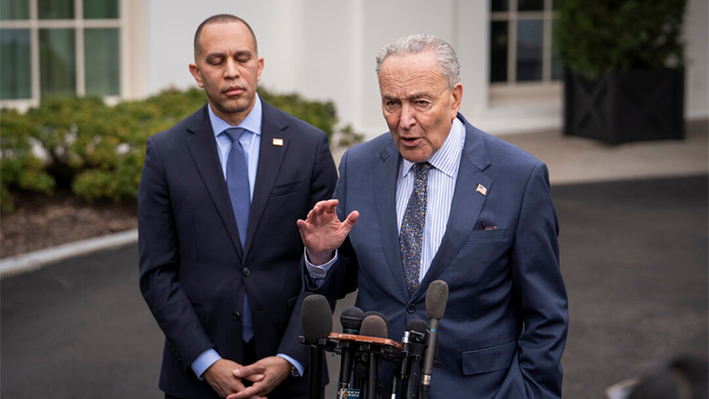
[0,109,55,212]
[556,0,687,79]
[0,87,362,211]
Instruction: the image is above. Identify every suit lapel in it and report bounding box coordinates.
[374,141,410,300]
[244,102,289,259]
[185,106,244,259]
[418,116,493,295]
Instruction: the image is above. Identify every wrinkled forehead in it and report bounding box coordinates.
[378,53,448,94]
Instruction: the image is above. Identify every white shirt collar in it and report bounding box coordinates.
[400,117,464,179]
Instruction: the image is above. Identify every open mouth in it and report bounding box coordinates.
[400,137,421,147]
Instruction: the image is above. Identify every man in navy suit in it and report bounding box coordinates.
[298,34,568,398]
[139,14,337,399]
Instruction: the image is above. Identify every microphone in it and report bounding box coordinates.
[300,294,332,399]
[359,313,389,399]
[362,310,389,331]
[420,280,449,399]
[338,307,364,391]
[359,313,388,338]
[341,306,365,334]
[400,319,428,399]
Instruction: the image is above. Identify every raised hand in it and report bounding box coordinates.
[296,200,359,265]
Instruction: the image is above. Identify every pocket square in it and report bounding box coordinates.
[480,221,498,230]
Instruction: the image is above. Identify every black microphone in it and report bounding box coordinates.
[401,319,428,399]
[338,307,364,391]
[359,314,389,399]
[420,280,449,399]
[300,294,332,399]
[341,306,365,334]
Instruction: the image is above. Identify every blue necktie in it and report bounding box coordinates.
[400,162,432,296]
[224,128,250,248]
[223,128,253,342]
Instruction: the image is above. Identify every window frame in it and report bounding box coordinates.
[0,0,124,109]
[489,0,561,106]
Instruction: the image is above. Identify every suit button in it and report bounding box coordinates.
[232,311,241,321]
[242,268,250,277]
[407,305,416,314]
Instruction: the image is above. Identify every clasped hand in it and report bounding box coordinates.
[205,356,294,399]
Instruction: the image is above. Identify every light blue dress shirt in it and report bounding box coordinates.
[306,119,466,285]
[191,94,304,379]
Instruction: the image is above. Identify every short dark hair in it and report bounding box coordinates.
[193,14,258,60]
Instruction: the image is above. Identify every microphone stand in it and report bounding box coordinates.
[367,348,378,399]
[352,352,368,395]
[308,339,323,399]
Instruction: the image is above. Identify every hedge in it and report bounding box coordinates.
[555,0,686,79]
[0,87,363,212]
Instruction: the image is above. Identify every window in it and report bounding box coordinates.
[0,0,121,104]
[490,0,562,86]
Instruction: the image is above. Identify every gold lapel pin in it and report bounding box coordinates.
[272,138,284,146]
[476,184,487,196]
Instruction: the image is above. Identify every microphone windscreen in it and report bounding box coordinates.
[340,306,364,333]
[362,310,389,330]
[300,294,332,345]
[359,314,388,338]
[425,280,449,320]
[406,318,428,334]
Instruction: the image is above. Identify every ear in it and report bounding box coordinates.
[257,57,264,82]
[189,63,204,88]
[449,83,463,118]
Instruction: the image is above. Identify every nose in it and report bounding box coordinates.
[399,103,416,130]
[224,58,239,79]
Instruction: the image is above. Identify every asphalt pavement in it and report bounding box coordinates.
[2,175,707,399]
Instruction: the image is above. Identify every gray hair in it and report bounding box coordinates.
[375,34,460,88]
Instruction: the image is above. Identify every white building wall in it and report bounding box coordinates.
[684,0,708,120]
[142,0,708,139]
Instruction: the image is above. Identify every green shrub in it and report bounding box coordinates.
[0,87,362,211]
[556,0,686,79]
[0,108,56,212]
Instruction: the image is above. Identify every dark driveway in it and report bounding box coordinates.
[2,175,707,398]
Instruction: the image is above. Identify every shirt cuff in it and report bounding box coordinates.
[304,248,338,278]
[277,354,304,377]
[191,349,221,380]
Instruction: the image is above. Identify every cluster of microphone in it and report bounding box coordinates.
[300,280,449,399]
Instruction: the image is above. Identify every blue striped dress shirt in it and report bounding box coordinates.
[396,118,465,281]
[306,118,466,285]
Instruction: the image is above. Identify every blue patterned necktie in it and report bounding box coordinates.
[400,162,432,296]
[223,128,250,248]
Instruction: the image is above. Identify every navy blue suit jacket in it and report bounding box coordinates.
[311,114,568,398]
[139,101,337,398]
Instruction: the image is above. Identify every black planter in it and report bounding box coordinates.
[563,68,685,144]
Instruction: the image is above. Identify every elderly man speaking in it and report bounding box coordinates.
[297,34,568,399]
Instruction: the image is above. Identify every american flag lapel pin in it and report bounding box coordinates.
[476,184,487,196]
[272,138,284,146]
